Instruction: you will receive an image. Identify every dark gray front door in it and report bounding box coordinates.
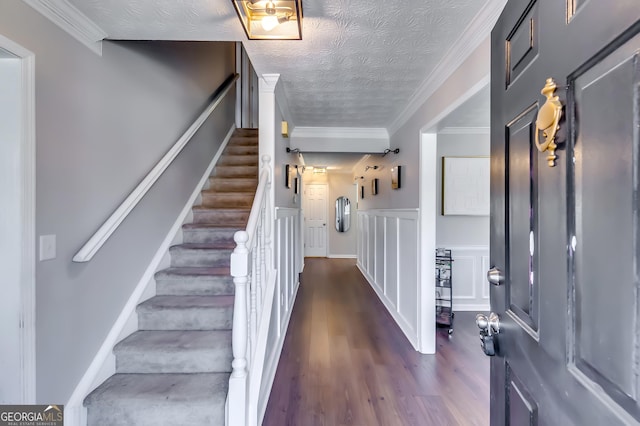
[490,1,640,424]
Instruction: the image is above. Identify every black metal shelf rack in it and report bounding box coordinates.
[435,248,454,334]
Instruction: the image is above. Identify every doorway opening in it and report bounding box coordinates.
[419,81,491,354]
[0,35,36,404]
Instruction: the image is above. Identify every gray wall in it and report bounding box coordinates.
[0,0,236,404]
[436,133,490,247]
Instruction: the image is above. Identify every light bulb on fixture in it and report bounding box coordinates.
[261,15,290,31]
[261,15,279,31]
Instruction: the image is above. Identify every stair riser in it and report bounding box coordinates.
[201,193,254,208]
[208,179,257,192]
[182,228,237,245]
[138,306,233,330]
[215,166,258,178]
[218,155,258,166]
[193,210,250,225]
[170,249,232,268]
[182,228,236,243]
[156,278,234,296]
[88,401,224,426]
[228,137,258,146]
[115,347,232,374]
[225,145,259,155]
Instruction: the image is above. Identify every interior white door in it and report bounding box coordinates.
[304,184,327,257]
[0,52,23,403]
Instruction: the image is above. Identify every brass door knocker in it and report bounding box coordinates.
[535,78,563,167]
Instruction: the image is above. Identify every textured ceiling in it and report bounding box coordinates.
[68,0,489,130]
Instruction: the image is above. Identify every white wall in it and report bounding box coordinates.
[1,1,236,404]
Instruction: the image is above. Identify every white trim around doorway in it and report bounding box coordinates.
[0,33,36,403]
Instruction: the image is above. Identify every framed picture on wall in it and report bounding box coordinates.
[294,177,299,194]
[442,156,490,215]
[372,178,379,195]
[285,164,291,188]
[360,185,365,199]
[391,166,402,189]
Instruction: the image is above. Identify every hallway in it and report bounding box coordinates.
[262,258,489,426]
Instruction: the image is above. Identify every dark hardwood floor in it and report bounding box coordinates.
[262,258,489,426]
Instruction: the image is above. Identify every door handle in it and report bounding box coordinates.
[476,312,500,335]
[476,312,500,357]
[487,267,505,286]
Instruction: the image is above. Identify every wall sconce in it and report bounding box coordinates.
[364,165,379,172]
[281,121,289,138]
[231,0,303,40]
[382,148,400,157]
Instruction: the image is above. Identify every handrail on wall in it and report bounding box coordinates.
[73,73,239,263]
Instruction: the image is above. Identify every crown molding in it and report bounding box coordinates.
[22,0,107,56]
[292,127,388,139]
[291,127,389,153]
[388,0,507,135]
[439,126,490,135]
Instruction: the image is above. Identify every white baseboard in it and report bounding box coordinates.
[327,254,357,259]
[453,303,490,312]
[64,125,235,426]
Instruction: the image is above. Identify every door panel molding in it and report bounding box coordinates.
[567,30,640,416]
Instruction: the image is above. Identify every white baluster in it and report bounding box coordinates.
[229,230,249,426]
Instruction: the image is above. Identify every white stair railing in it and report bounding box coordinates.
[228,155,275,426]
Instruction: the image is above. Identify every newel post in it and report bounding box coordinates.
[229,230,249,425]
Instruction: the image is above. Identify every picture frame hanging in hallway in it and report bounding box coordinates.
[285,164,291,188]
[391,166,402,189]
[372,178,379,195]
[360,185,365,199]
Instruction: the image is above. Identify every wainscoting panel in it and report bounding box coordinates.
[384,217,398,309]
[375,216,385,285]
[446,246,490,311]
[357,210,419,349]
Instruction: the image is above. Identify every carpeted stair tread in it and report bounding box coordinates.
[84,373,229,425]
[137,295,234,330]
[201,188,256,194]
[156,266,231,277]
[138,295,234,311]
[114,330,232,373]
[192,206,250,213]
[168,246,233,268]
[181,223,242,231]
[172,242,236,250]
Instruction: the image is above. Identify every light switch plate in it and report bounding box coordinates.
[39,235,56,261]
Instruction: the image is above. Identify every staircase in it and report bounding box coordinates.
[84,128,259,425]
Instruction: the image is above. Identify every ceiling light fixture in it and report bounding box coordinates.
[232,0,303,40]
